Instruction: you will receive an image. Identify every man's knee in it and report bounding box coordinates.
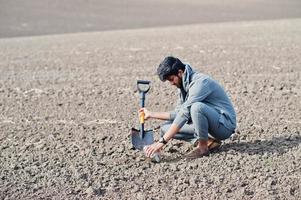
[191,102,207,115]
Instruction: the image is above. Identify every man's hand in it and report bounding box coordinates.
[144,142,164,157]
[139,108,152,120]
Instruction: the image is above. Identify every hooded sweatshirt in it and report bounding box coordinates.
[169,64,236,131]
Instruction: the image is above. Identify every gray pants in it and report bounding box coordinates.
[160,102,235,143]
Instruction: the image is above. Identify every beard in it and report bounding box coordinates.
[175,76,183,88]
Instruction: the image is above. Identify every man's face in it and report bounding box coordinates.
[166,71,183,88]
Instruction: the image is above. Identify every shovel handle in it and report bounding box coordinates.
[137,80,151,139]
[137,80,151,93]
[140,111,145,138]
[137,80,150,84]
[140,111,145,124]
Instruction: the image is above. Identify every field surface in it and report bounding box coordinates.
[0,0,301,199]
[1,0,301,38]
[0,18,300,199]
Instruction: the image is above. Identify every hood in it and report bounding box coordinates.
[182,64,195,91]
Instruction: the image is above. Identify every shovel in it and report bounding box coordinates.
[131,80,154,150]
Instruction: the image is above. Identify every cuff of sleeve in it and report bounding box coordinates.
[169,111,177,120]
[173,114,187,128]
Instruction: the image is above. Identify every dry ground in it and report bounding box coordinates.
[0,19,300,199]
[1,0,301,38]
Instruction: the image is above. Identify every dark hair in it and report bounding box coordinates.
[157,56,186,81]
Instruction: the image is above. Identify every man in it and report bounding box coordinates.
[142,56,236,159]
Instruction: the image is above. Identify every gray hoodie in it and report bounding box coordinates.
[170,64,236,131]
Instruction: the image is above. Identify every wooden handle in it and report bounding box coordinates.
[140,112,145,124]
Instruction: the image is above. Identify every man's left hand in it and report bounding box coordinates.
[144,142,164,157]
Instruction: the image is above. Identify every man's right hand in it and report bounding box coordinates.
[139,108,152,120]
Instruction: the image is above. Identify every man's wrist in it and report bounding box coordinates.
[159,137,168,145]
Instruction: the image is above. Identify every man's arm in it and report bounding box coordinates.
[144,123,180,157]
[139,108,171,120]
[161,123,180,141]
[149,111,170,120]
[173,78,212,128]
[140,108,180,140]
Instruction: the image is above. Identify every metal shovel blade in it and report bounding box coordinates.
[131,128,154,150]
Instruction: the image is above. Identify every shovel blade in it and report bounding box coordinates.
[131,128,154,150]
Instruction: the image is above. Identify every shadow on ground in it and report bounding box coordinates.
[161,134,301,163]
[220,134,301,155]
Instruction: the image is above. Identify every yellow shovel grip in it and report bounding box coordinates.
[140,112,145,124]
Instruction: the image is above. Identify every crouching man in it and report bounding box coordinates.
[142,56,236,159]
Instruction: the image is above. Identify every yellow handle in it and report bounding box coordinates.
[140,112,145,124]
